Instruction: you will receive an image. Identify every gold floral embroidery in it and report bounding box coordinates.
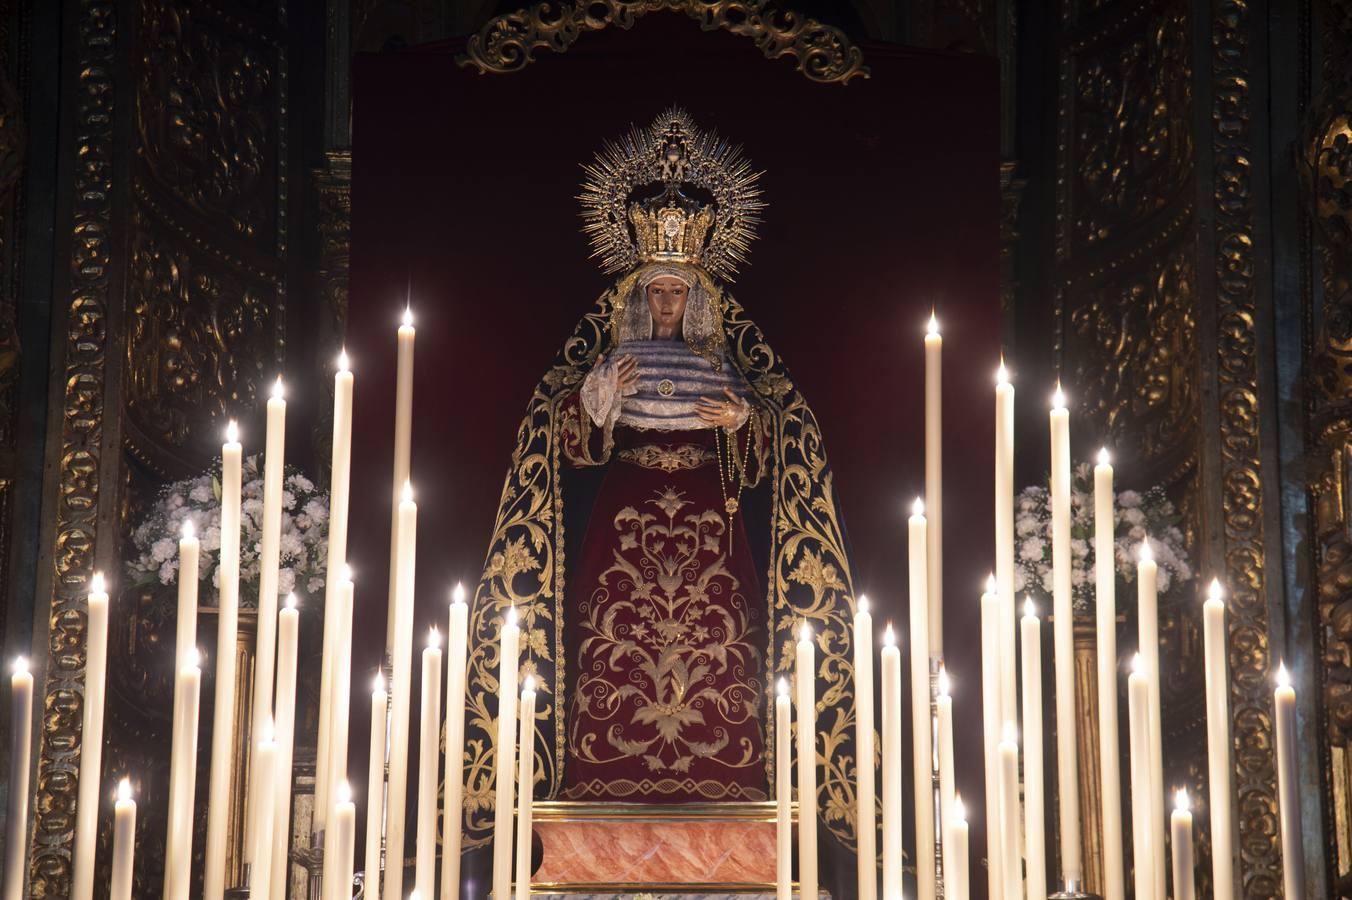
[617,443,716,472]
[567,486,763,786]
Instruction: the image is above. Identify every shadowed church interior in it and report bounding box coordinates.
[0,2,1346,900]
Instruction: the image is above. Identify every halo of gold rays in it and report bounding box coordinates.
[579,106,765,282]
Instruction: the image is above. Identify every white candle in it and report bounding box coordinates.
[1093,449,1125,900]
[324,782,356,900]
[925,314,943,653]
[163,651,202,900]
[1202,579,1234,900]
[72,572,110,900]
[1275,663,1304,899]
[247,376,287,867]
[936,665,955,893]
[1136,541,1166,900]
[1020,598,1046,900]
[1048,385,1082,884]
[442,584,470,900]
[387,306,416,657]
[365,672,388,900]
[995,363,1017,735]
[386,481,418,900]
[492,608,521,900]
[906,499,935,900]
[949,794,969,900]
[881,626,903,900]
[109,779,136,900]
[271,596,300,900]
[796,621,818,900]
[331,572,356,816]
[1127,656,1154,900]
[998,724,1020,900]
[251,721,277,898]
[415,628,443,897]
[854,595,876,900]
[515,677,538,900]
[1170,789,1195,900]
[979,579,1004,900]
[776,678,792,900]
[174,518,200,701]
[4,659,33,900]
[205,420,242,900]
[316,351,355,830]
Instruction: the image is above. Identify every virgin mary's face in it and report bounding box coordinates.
[646,277,689,339]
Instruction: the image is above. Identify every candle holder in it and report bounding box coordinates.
[1049,881,1101,900]
[296,830,324,900]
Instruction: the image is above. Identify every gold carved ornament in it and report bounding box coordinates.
[457,283,867,854]
[456,0,868,86]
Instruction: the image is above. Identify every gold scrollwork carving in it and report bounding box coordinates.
[29,2,117,896]
[457,1,868,85]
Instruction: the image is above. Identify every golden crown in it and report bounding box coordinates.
[580,108,764,281]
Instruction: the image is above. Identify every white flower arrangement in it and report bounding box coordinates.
[126,455,330,607]
[1014,462,1192,612]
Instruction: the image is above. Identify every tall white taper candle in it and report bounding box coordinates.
[364,672,388,900]
[1021,598,1046,900]
[386,481,418,900]
[1127,656,1154,900]
[1137,540,1165,900]
[936,665,955,895]
[271,596,300,900]
[949,794,969,900]
[998,723,1021,900]
[387,306,416,656]
[246,376,286,868]
[1275,663,1305,899]
[881,626,903,900]
[415,628,443,897]
[515,677,538,900]
[854,595,876,900]
[492,608,521,900]
[1171,789,1195,900]
[324,782,356,900]
[316,352,354,831]
[204,420,242,900]
[979,578,1003,900]
[796,621,818,900]
[164,651,201,900]
[1093,449,1125,900]
[995,363,1017,734]
[776,678,792,900]
[907,499,935,900]
[1202,578,1234,900]
[443,583,470,900]
[1048,385,1082,884]
[4,659,34,900]
[250,721,277,898]
[110,779,136,900]
[72,572,110,900]
[925,314,943,653]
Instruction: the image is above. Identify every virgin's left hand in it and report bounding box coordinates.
[696,388,750,430]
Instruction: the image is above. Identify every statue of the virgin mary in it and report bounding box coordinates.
[462,107,865,859]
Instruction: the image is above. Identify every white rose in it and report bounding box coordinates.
[279,532,304,560]
[304,499,328,522]
[278,568,296,595]
[151,538,176,563]
[288,473,315,493]
[1020,537,1045,562]
[1118,490,1142,508]
[190,483,212,503]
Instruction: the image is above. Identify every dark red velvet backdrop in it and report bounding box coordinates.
[350,18,997,896]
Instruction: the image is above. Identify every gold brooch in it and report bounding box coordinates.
[657,379,676,396]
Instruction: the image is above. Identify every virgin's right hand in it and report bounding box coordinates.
[615,354,639,392]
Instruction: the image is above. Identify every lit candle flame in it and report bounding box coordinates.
[927,311,940,337]
[857,594,869,615]
[777,677,789,697]
[402,479,413,504]
[523,675,536,694]
[272,375,284,401]
[938,664,950,698]
[800,620,813,643]
[285,592,297,610]
[1130,653,1145,676]
[1276,661,1291,689]
[13,656,27,675]
[259,716,275,745]
[452,582,466,605]
[884,623,896,647]
[225,420,239,443]
[338,349,350,372]
[182,518,196,540]
[186,648,201,670]
[912,497,925,517]
[1208,578,1224,604]
[1052,382,1066,410]
[336,780,352,805]
[1174,788,1190,813]
[996,359,1009,386]
[1002,721,1018,744]
[507,606,518,628]
[91,571,105,595]
[341,563,353,584]
[1098,447,1111,466]
[1023,596,1037,618]
[1139,540,1154,564]
[985,573,997,595]
[428,626,440,649]
[953,794,966,824]
[373,671,385,694]
[117,778,133,804]
[402,305,414,329]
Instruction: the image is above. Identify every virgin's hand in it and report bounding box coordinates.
[616,354,639,392]
[696,389,749,429]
